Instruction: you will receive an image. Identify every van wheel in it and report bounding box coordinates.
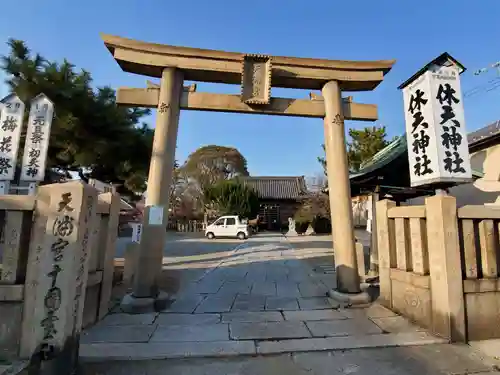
[207,232,215,239]
[237,232,246,240]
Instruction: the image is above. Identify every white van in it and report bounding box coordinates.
[205,215,250,240]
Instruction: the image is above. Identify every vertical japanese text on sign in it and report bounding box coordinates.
[401,54,471,187]
[0,94,25,180]
[20,94,54,182]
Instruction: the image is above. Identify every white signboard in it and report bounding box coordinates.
[131,223,142,243]
[148,205,164,225]
[0,94,25,180]
[20,93,54,181]
[402,61,472,187]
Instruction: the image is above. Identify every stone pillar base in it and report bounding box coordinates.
[120,291,171,314]
[328,289,372,305]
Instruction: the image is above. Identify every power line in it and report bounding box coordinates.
[464,60,500,99]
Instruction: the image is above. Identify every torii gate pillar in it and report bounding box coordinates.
[122,67,183,312]
[322,80,360,294]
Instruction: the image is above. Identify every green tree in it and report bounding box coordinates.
[1,39,152,197]
[318,125,394,173]
[204,179,259,218]
[180,145,249,192]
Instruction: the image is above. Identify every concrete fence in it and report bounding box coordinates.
[0,181,120,363]
[377,195,500,342]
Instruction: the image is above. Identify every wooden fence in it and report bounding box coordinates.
[377,195,500,342]
[0,181,120,359]
[167,219,205,232]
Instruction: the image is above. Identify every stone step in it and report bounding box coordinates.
[79,331,448,362]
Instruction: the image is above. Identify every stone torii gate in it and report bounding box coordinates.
[101,34,395,312]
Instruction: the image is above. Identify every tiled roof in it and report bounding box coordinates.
[468,120,500,146]
[241,176,308,200]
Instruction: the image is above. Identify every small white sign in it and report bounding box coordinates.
[131,223,142,243]
[148,205,164,225]
[20,93,54,182]
[0,94,25,181]
[402,55,472,187]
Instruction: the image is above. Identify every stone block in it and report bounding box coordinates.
[217,281,252,295]
[306,319,383,337]
[257,332,448,354]
[250,281,276,296]
[370,316,426,333]
[156,313,220,326]
[390,280,431,329]
[194,279,224,294]
[231,295,266,311]
[98,313,158,326]
[221,311,283,323]
[283,309,347,321]
[20,181,98,358]
[265,297,299,311]
[0,302,23,358]
[82,284,100,329]
[297,282,328,297]
[165,295,205,313]
[276,282,301,298]
[297,297,336,310]
[230,321,311,340]
[151,324,229,342]
[195,296,235,313]
[341,303,398,319]
[79,341,256,361]
[81,325,156,343]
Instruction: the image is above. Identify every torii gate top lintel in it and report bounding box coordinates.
[101,33,395,91]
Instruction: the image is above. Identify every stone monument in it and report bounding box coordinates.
[286,217,298,236]
[305,224,315,235]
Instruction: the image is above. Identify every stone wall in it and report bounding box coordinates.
[377,196,500,342]
[0,182,120,364]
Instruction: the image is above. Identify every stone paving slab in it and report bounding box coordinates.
[257,332,449,355]
[284,309,347,321]
[231,294,266,311]
[230,321,311,340]
[79,341,257,361]
[81,325,156,344]
[265,297,300,311]
[195,295,236,313]
[371,316,427,334]
[166,295,205,313]
[98,313,158,326]
[306,319,383,337]
[297,282,329,297]
[298,297,338,310]
[250,281,277,296]
[276,282,302,297]
[194,278,225,294]
[156,313,220,326]
[341,303,398,319]
[217,281,252,295]
[151,324,229,342]
[221,311,283,323]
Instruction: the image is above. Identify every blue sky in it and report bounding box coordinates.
[0,0,499,177]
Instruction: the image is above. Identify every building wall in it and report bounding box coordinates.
[258,199,300,228]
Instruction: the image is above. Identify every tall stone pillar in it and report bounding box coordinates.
[122,67,183,312]
[322,80,361,294]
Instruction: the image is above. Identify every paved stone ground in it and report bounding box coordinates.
[80,344,500,374]
[80,233,447,363]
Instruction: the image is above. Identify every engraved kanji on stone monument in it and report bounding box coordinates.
[400,53,472,187]
[0,94,25,180]
[241,54,272,104]
[20,93,54,182]
[20,182,97,358]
